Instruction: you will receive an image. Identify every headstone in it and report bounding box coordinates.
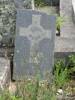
[14,0,32,9]
[13,9,56,80]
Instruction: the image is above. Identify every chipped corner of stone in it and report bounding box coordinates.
[0,58,11,90]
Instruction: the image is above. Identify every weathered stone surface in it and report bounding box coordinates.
[0,58,10,90]
[13,9,56,80]
[60,0,75,38]
[55,0,75,57]
[54,37,75,58]
[14,0,32,9]
[0,0,16,46]
[55,37,75,52]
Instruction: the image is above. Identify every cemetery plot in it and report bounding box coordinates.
[13,9,56,80]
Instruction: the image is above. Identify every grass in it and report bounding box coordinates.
[0,79,57,100]
[54,59,69,88]
[0,55,75,100]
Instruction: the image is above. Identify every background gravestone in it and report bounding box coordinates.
[14,0,32,9]
[13,9,56,80]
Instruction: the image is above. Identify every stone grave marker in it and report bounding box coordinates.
[13,9,56,80]
[14,0,32,9]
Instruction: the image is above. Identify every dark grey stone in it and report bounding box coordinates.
[13,9,56,80]
[45,0,59,6]
[14,0,32,9]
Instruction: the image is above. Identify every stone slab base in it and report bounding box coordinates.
[0,58,10,90]
[55,37,75,52]
[54,37,75,58]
